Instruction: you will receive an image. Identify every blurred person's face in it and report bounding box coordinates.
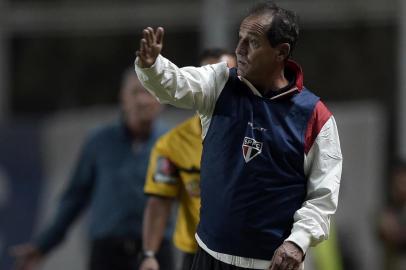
[220,54,237,68]
[200,57,220,66]
[120,74,161,137]
[235,14,288,86]
[200,54,237,68]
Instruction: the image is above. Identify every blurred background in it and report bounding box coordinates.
[0,0,405,269]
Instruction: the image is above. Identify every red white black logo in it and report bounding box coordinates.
[242,137,263,163]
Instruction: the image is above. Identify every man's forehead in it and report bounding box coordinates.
[239,15,273,35]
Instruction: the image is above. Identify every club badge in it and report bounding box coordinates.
[153,156,179,184]
[242,137,263,163]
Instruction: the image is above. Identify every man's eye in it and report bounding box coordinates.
[250,39,259,47]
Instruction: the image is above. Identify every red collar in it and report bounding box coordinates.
[285,59,304,91]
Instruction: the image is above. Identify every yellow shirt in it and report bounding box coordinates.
[144,116,202,253]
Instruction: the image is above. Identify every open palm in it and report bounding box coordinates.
[136,27,164,68]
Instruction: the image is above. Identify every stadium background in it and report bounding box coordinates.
[0,0,403,269]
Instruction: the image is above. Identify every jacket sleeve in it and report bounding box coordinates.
[134,55,229,116]
[285,105,343,254]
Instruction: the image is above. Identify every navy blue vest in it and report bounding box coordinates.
[197,68,320,260]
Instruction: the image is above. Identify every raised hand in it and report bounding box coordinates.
[136,27,165,68]
[269,241,303,270]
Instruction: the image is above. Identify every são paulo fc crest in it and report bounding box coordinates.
[242,137,263,163]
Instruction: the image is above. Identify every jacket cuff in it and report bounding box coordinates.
[285,229,312,254]
[134,54,164,81]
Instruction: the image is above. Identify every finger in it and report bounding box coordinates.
[144,28,154,48]
[142,28,148,41]
[156,27,164,45]
[290,264,298,270]
[270,261,279,270]
[147,27,155,44]
[143,29,151,47]
[146,27,154,46]
[282,252,301,268]
[287,255,300,267]
[279,260,289,270]
[269,259,277,270]
[291,260,301,270]
[139,39,145,56]
[140,39,148,56]
[270,253,282,270]
[269,250,278,270]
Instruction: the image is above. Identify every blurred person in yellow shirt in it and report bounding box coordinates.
[139,49,236,270]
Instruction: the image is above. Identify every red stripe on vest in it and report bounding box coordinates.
[304,101,332,154]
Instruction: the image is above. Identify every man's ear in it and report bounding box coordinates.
[276,43,290,62]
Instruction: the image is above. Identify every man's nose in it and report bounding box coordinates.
[235,42,247,56]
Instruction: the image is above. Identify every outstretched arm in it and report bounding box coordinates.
[10,136,96,270]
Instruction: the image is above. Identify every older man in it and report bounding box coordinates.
[11,69,174,270]
[134,1,342,270]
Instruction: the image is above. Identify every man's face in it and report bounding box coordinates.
[235,15,278,84]
[120,75,161,132]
